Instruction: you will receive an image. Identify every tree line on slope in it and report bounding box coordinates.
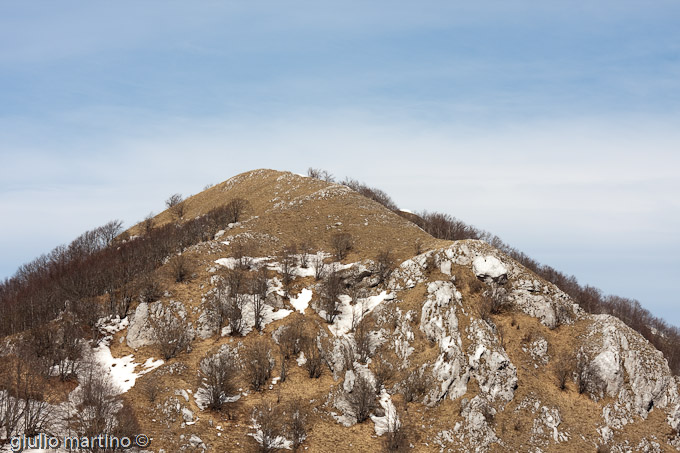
[0,198,247,338]
[308,167,680,375]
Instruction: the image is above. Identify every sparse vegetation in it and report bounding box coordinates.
[151,310,192,360]
[330,232,353,260]
[345,372,377,423]
[245,338,274,392]
[199,350,239,411]
[225,198,248,223]
[373,249,396,285]
[319,268,343,323]
[165,193,186,220]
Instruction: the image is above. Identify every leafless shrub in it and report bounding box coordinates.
[373,358,395,394]
[250,268,270,332]
[298,241,312,269]
[354,317,373,363]
[169,254,191,283]
[373,249,396,285]
[141,380,160,403]
[303,338,324,379]
[165,193,186,221]
[576,354,604,396]
[111,401,141,445]
[252,402,285,453]
[346,373,377,423]
[414,238,424,255]
[554,353,574,391]
[312,254,326,280]
[468,278,484,294]
[245,338,274,392]
[401,368,431,404]
[320,268,343,323]
[307,167,334,182]
[285,399,308,451]
[225,198,249,223]
[199,350,239,411]
[224,268,248,335]
[554,303,573,328]
[383,409,407,452]
[278,317,306,360]
[139,275,163,303]
[279,245,297,297]
[477,284,509,322]
[76,366,120,439]
[232,239,256,270]
[331,232,353,260]
[142,212,155,234]
[151,311,191,360]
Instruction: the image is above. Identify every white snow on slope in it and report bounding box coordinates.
[371,389,399,436]
[290,288,313,313]
[94,316,163,394]
[320,291,392,337]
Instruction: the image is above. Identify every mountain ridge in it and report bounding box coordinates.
[1,168,679,452]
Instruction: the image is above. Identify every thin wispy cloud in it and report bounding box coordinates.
[1,1,678,324]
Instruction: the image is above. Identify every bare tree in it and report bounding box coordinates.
[224,268,248,335]
[298,241,312,269]
[76,365,119,440]
[165,193,183,209]
[252,402,285,453]
[400,368,431,404]
[330,232,353,260]
[245,338,274,392]
[225,198,249,224]
[312,254,326,281]
[151,311,192,360]
[169,254,191,283]
[303,338,324,379]
[383,409,407,452]
[165,193,186,221]
[250,268,270,332]
[346,373,377,423]
[373,357,395,394]
[139,275,163,303]
[279,245,297,297]
[97,220,124,246]
[555,354,574,390]
[320,268,343,323]
[232,239,255,270]
[0,361,27,440]
[373,249,396,286]
[354,317,373,363]
[142,212,155,234]
[285,399,308,451]
[307,167,334,182]
[199,350,239,411]
[278,317,306,360]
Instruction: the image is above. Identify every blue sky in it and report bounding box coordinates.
[1,1,679,325]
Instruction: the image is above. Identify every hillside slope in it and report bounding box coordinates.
[2,169,679,452]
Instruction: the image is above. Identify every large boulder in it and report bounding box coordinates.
[472,255,508,284]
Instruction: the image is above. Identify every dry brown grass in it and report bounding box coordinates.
[90,169,679,452]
